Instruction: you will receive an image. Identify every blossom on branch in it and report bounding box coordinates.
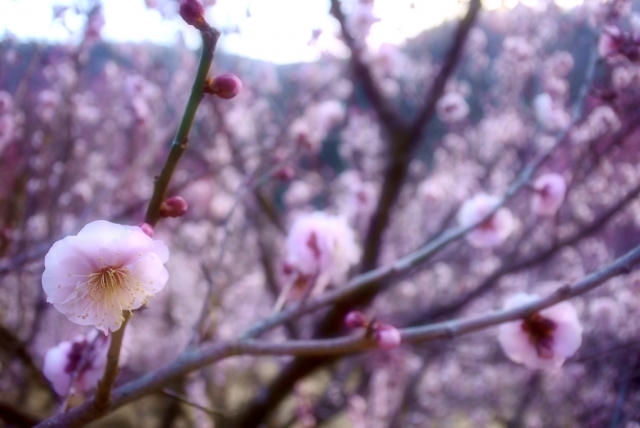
[498,293,583,370]
[531,173,566,216]
[457,193,514,249]
[42,220,170,334]
[284,212,361,295]
[43,330,110,397]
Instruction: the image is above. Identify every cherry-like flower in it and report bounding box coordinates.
[285,212,361,294]
[436,92,470,124]
[43,330,110,397]
[498,293,583,370]
[531,173,566,216]
[42,220,170,334]
[457,193,514,249]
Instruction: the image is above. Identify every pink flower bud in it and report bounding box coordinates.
[138,222,154,238]
[374,323,401,350]
[344,311,368,329]
[207,73,243,99]
[274,166,296,181]
[179,0,206,28]
[159,196,189,218]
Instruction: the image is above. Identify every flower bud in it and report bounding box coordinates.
[373,323,401,350]
[138,222,154,238]
[159,196,189,218]
[274,166,296,181]
[344,311,368,329]
[206,73,243,99]
[179,0,206,29]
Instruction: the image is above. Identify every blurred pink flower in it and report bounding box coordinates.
[42,220,170,334]
[436,92,470,124]
[285,212,361,292]
[43,330,110,397]
[531,173,566,216]
[533,93,570,131]
[457,193,514,249]
[498,293,583,370]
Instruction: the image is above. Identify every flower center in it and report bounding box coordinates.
[87,266,130,298]
[521,313,557,359]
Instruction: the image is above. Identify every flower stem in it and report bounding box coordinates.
[144,27,220,227]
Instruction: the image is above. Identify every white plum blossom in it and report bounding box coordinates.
[498,293,583,370]
[284,212,361,295]
[42,220,169,334]
[457,193,514,249]
[43,330,110,396]
[531,173,567,216]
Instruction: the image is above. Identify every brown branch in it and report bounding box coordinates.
[33,241,640,428]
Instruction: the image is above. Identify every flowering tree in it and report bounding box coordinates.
[2,0,640,426]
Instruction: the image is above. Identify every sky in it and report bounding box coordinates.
[0,0,584,64]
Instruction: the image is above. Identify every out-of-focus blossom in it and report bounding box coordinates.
[0,114,16,152]
[43,330,110,396]
[373,323,401,350]
[503,36,535,62]
[42,221,170,334]
[544,51,574,77]
[533,93,570,131]
[289,100,345,152]
[598,25,640,61]
[36,90,62,123]
[159,196,189,218]
[0,91,12,113]
[285,212,361,293]
[498,293,583,370]
[571,105,620,144]
[436,92,470,124]
[531,173,566,216]
[206,73,243,99]
[349,2,379,39]
[457,193,514,249]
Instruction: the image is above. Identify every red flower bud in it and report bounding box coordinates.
[159,196,189,218]
[179,0,206,29]
[344,311,368,329]
[206,73,243,99]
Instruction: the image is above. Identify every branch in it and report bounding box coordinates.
[34,241,640,427]
[144,28,220,227]
[329,0,406,133]
[93,311,130,411]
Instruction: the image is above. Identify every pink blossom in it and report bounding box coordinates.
[285,212,361,292]
[531,173,566,216]
[42,221,170,334]
[43,330,110,397]
[533,93,570,131]
[0,91,12,113]
[498,293,583,370]
[374,323,401,350]
[457,193,514,249]
[436,92,470,124]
